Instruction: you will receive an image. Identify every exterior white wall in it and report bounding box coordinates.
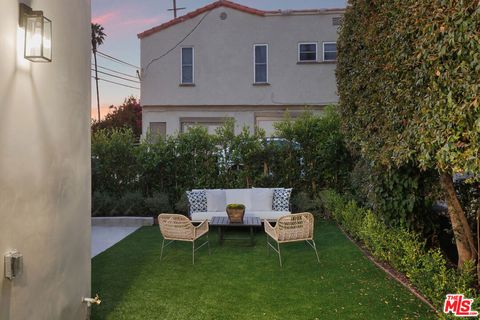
[0,1,91,319]
[140,7,342,107]
[143,106,324,136]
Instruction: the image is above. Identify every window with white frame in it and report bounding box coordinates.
[254,44,268,83]
[298,43,317,61]
[323,42,337,61]
[181,47,194,84]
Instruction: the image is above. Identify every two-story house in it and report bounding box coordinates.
[138,0,344,138]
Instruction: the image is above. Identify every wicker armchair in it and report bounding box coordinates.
[158,214,210,264]
[264,212,320,267]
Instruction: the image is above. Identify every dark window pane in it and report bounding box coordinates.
[324,51,337,61]
[255,64,267,82]
[300,44,316,53]
[255,46,267,63]
[182,48,193,65]
[324,43,336,52]
[182,66,193,83]
[300,52,316,61]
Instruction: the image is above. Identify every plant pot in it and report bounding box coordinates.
[226,207,245,223]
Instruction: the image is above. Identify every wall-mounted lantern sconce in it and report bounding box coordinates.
[19,3,52,62]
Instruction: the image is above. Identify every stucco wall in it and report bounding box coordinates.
[0,1,91,319]
[142,105,324,136]
[140,7,342,106]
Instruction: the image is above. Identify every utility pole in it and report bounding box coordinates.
[168,0,185,18]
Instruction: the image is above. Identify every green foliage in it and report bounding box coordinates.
[174,192,189,214]
[275,107,352,192]
[91,114,352,215]
[91,96,142,139]
[117,192,146,216]
[337,0,480,175]
[226,204,245,209]
[144,192,172,216]
[92,128,139,195]
[349,160,440,236]
[291,191,318,213]
[321,189,476,312]
[92,191,116,216]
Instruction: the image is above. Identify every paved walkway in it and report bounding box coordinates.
[91,226,141,258]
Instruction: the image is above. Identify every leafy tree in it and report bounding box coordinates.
[337,0,480,267]
[92,96,142,139]
[91,23,106,121]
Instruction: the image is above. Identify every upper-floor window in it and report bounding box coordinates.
[181,47,194,84]
[254,44,268,83]
[323,42,337,61]
[298,43,317,62]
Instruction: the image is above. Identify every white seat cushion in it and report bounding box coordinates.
[191,210,290,222]
[225,189,252,210]
[246,210,290,220]
[191,211,226,222]
[206,189,226,212]
[251,188,274,211]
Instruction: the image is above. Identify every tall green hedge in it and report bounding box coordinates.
[91,110,352,216]
[337,0,480,266]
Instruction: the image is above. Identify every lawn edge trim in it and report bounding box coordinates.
[334,221,438,315]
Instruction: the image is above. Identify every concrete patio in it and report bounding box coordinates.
[91,217,152,257]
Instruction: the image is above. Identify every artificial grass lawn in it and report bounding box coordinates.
[91,220,435,320]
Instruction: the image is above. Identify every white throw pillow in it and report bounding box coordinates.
[251,188,274,211]
[206,189,227,212]
[225,189,252,210]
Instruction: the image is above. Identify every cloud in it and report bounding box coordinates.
[121,15,167,27]
[92,10,121,25]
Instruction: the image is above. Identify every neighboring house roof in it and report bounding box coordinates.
[137,0,345,39]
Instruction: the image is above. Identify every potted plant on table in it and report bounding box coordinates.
[226,204,245,223]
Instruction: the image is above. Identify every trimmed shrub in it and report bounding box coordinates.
[92,191,117,216]
[174,192,189,214]
[291,191,317,213]
[320,189,476,313]
[145,192,172,217]
[117,192,147,216]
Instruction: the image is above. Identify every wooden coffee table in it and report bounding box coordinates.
[210,215,261,246]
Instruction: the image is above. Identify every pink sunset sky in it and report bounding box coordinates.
[91,0,347,120]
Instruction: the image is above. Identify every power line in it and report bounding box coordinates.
[95,65,139,79]
[91,68,140,84]
[143,10,211,75]
[91,76,140,90]
[96,51,140,69]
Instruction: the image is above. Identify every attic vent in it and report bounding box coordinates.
[220,12,227,20]
[332,17,343,26]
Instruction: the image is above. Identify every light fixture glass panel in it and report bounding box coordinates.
[25,15,43,58]
[42,18,52,61]
[24,11,52,62]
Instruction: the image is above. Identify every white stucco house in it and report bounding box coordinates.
[138,0,344,138]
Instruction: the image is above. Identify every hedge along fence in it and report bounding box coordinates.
[91,107,352,216]
[320,189,477,316]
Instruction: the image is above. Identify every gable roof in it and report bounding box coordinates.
[137,0,345,39]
